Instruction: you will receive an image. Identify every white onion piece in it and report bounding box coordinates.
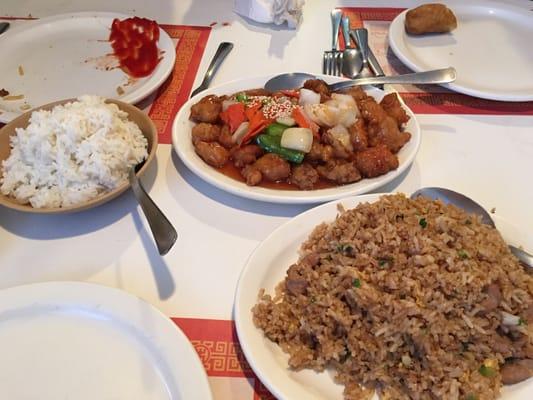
[280,128,313,153]
[331,93,357,109]
[299,88,321,106]
[232,121,249,144]
[328,125,352,150]
[222,99,238,112]
[501,311,520,326]
[276,116,296,126]
[303,104,340,128]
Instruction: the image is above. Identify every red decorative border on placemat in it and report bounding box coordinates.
[149,25,210,144]
[339,7,533,115]
[173,317,276,399]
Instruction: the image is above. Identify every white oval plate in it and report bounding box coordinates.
[0,12,176,123]
[388,1,533,102]
[0,282,212,400]
[172,74,420,204]
[234,193,533,400]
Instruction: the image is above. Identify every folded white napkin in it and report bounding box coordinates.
[234,0,305,29]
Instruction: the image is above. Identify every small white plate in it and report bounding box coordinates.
[172,74,420,204]
[234,193,533,400]
[388,1,533,101]
[0,282,212,400]
[0,12,176,123]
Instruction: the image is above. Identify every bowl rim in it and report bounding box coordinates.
[0,97,158,214]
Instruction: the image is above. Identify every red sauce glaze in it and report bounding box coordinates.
[216,163,337,191]
[109,17,161,78]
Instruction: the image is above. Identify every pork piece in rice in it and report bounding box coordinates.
[253,194,533,400]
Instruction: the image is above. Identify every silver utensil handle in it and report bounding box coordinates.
[341,16,351,48]
[191,42,233,97]
[510,245,533,268]
[328,67,456,91]
[351,29,369,63]
[0,22,9,35]
[331,9,342,50]
[367,48,385,77]
[129,170,177,256]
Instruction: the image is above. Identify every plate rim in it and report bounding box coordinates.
[0,281,213,400]
[233,192,533,400]
[0,11,176,123]
[171,74,421,204]
[387,3,533,102]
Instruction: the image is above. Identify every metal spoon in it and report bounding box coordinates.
[129,169,177,256]
[190,42,233,98]
[340,17,363,79]
[264,67,456,92]
[411,187,532,267]
[350,28,372,78]
[0,22,10,35]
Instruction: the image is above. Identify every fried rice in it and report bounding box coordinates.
[252,194,533,400]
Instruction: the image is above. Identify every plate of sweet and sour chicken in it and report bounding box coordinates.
[172,74,420,204]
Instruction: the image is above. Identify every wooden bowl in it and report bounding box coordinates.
[0,99,158,214]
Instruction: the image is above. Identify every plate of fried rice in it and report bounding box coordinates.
[234,193,533,400]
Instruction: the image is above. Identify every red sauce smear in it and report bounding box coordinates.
[109,17,161,78]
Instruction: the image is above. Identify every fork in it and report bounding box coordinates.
[322,9,342,76]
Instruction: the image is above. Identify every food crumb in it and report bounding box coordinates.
[490,207,496,214]
[18,65,24,76]
[209,22,217,27]
[116,86,125,95]
[4,94,24,101]
[0,88,9,97]
[20,104,31,111]
[222,22,231,26]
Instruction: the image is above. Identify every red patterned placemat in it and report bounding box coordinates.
[173,318,275,399]
[339,7,533,115]
[149,25,210,144]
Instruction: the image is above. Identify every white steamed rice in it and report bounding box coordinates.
[0,95,148,208]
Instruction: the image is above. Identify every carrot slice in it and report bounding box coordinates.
[220,103,246,133]
[292,106,319,137]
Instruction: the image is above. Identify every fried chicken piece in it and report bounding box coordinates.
[254,153,291,182]
[380,93,410,128]
[405,4,457,35]
[231,145,264,168]
[303,79,331,102]
[218,125,234,149]
[358,97,388,125]
[316,160,361,184]
[340,86,369,103]
[241,165,262,186]
[191,123,221,144]
[190,95,222,123]
[349,119,368,152]
[323,126,353,159]
[244,88,271,96]
[290,163,319,190]
[194,141,229,168]
[306,142,334,163]
[368,116,411,153]
[355,145,399,178]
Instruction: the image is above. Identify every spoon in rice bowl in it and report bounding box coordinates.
[411,187,532,267]
[129,169,177,255]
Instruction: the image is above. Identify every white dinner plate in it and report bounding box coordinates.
[0,282,212,400]
[388,1,533,101]
[172,74,420,204]
[0,12,176,123]
[234,193,533,400]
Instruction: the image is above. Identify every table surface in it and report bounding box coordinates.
[1,0,532,397]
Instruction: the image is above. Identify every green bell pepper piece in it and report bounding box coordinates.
[255,134,304,164]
